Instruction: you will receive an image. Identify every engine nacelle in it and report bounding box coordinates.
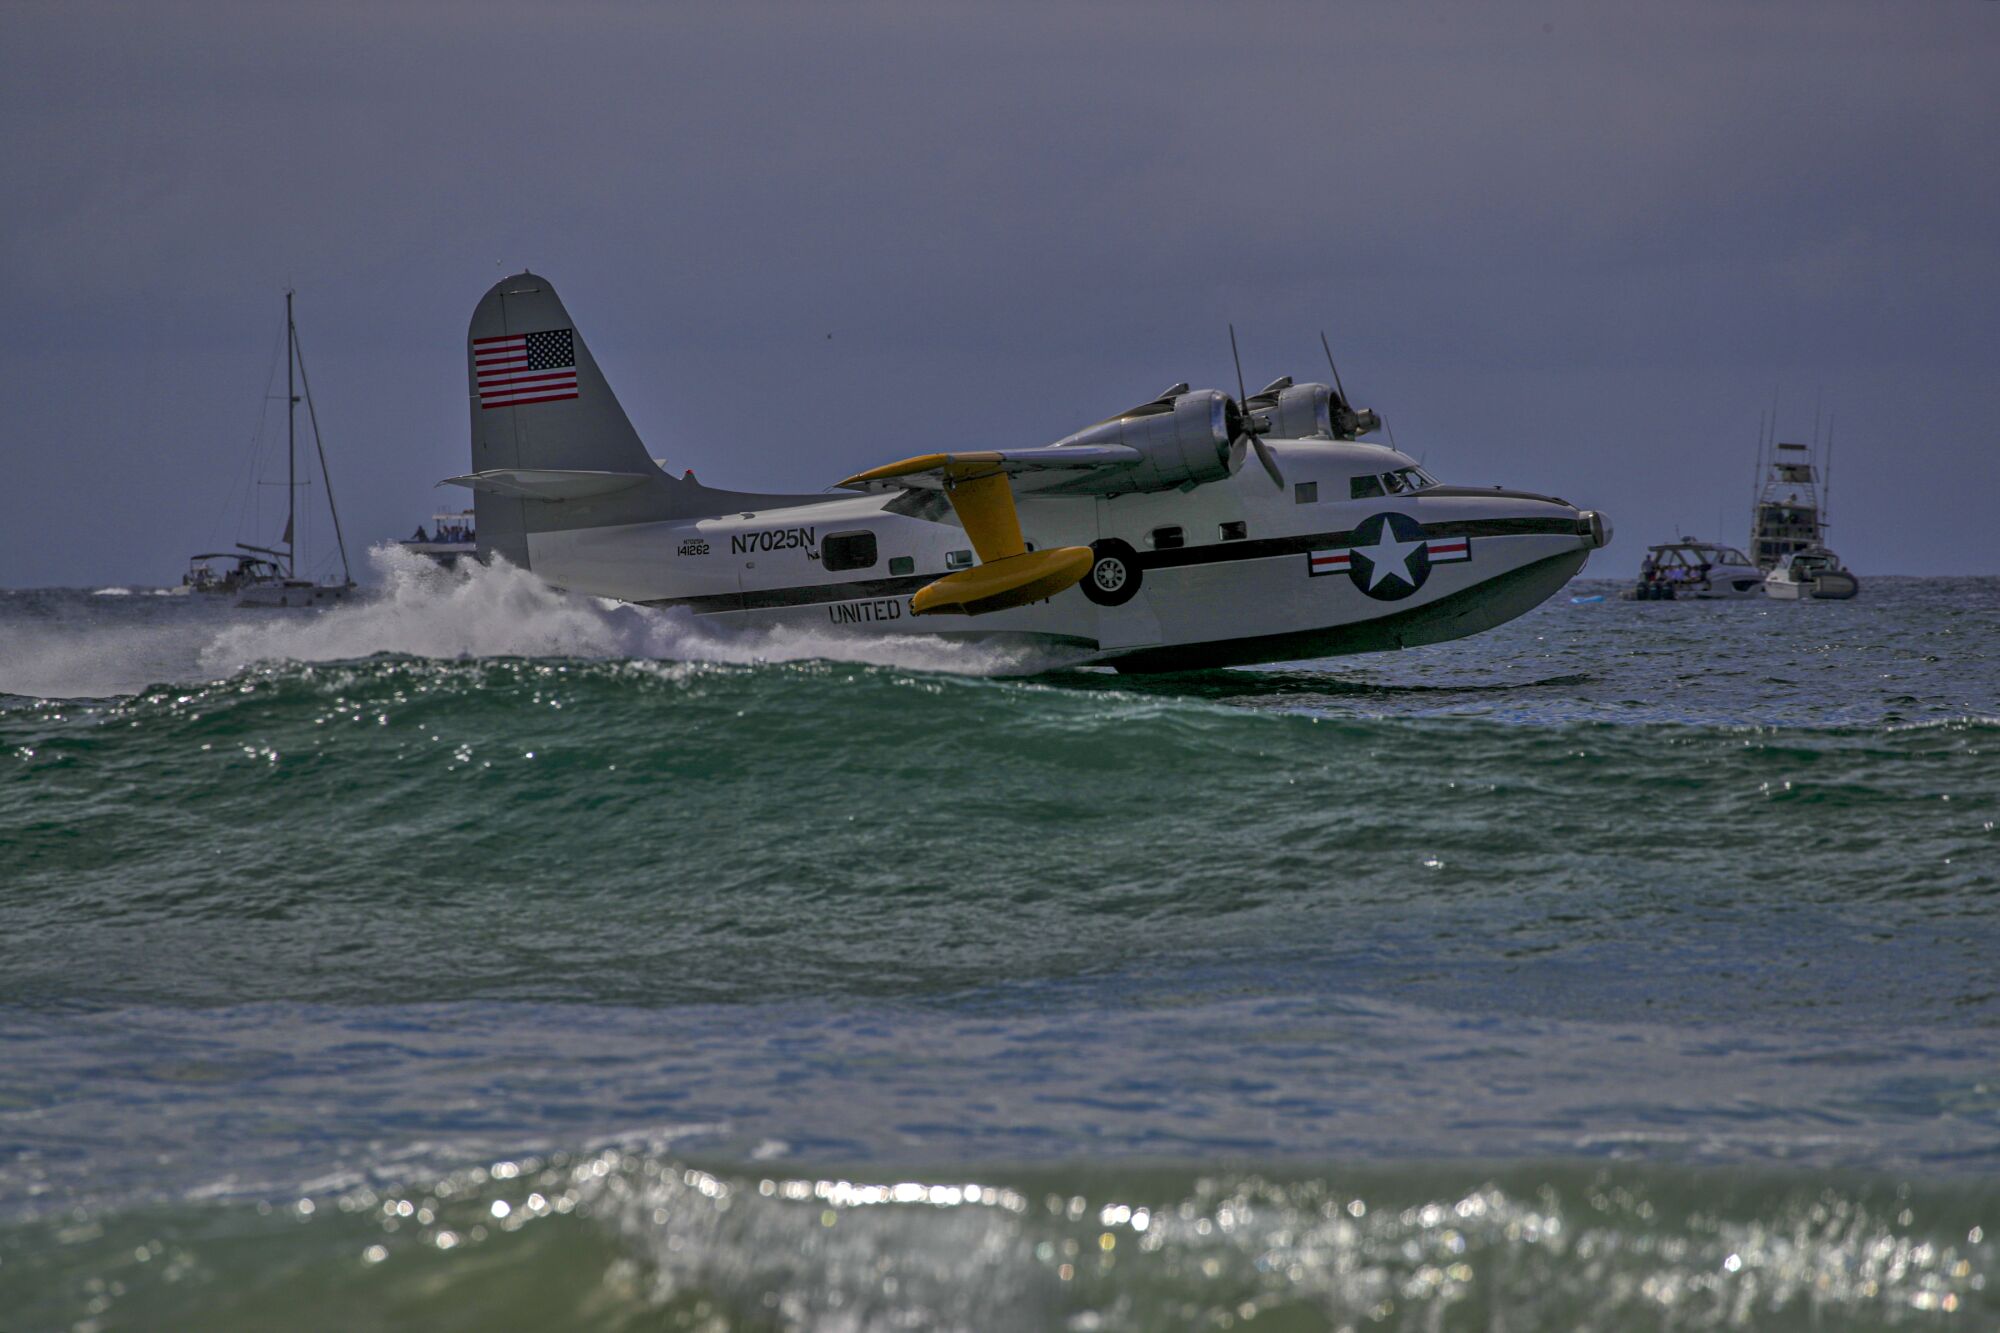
[1263,382,1334,439]
[1051,389,1234,491]
[1251,381,1381,441]
[1338,403,1383,440]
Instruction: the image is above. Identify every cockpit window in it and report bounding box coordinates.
[1350,474,1385,499]
[884,489,951,522]
[1382,467,1434,494]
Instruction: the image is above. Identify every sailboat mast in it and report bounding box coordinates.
[285,289,297,580]
[289,312,353,587]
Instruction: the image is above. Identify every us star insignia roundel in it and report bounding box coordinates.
[1307,512,1471,601]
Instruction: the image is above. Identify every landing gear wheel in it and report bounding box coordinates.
[1081,539,1142,607]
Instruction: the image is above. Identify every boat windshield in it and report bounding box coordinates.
[1644,543,1752,572]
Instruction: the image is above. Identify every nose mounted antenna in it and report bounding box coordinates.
[1229,324,1285,488]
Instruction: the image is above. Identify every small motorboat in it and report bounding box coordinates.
[182,550,283,597]
[398,507,478,567]
[1764,546,1860,600]
[1621,538,1766,600]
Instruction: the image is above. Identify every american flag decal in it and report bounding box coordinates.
[474,328,578,409]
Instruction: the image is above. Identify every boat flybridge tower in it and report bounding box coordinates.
[1749,413,1833,574]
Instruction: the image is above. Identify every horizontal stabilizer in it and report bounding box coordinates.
[837,445,1141,493]
[440,469,653,502]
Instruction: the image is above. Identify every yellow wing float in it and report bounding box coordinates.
[839,447,1140,616]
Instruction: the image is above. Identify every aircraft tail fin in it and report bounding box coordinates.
[463,272,681,566]
[460,272,836,570]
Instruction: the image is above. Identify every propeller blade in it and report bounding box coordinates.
[1250,433,1284,488]
[1227,324,1282,486]
[1318,330,1351,406]
[1229,323,1250,409]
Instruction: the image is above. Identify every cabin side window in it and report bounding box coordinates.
[888,555,914,576]
[1148,526,1185,550]
[945,549,974,570]
[822,531,878,572]
[1219,521,1247,541]
[1294,481,1319,504]
[1350,474,1385,499]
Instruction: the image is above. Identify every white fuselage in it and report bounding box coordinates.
[525,439,1605,671]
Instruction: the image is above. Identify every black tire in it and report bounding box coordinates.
[1081,539,1142,607]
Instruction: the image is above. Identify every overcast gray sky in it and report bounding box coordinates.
[4,0,1996,585]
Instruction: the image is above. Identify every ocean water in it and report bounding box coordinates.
[1,551,1994,1330]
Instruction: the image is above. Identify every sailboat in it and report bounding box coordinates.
[228,291,356,609]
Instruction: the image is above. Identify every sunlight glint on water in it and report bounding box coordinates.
[0,569,1995,1329]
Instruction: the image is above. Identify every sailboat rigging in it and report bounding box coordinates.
[186,292,356,607]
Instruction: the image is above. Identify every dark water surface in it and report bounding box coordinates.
[1,562,1995,1329]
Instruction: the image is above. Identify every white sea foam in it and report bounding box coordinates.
[201,545,1079,677]
[1,546,1079,699]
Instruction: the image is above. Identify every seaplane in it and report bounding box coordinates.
[446,273,1610,672]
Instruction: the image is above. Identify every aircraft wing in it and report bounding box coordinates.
[834,448,1132,616]
[837,445,1142,494]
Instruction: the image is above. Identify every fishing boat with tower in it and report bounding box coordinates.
[1749,408,1859,600]
[183,291,356,608]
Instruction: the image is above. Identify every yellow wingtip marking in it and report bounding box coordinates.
[838,452,1004,489]
[941,470,1026,564]
[909,546,1093,617]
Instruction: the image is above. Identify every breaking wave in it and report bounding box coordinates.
[202,545,1080,677]
[1,546,1082,700]
[6,1147,1990,1330]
